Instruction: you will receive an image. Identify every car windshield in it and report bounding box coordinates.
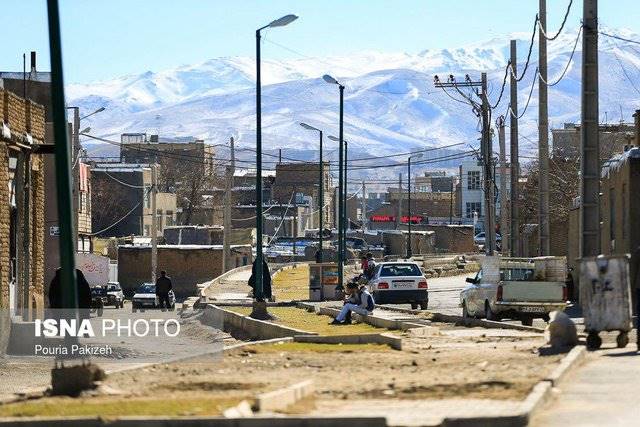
[107,284,120,291]
[138,284,155,293]
[379,264,422,277]
[91,287,106,295]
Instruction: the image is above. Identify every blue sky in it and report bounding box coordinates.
[2,0,639,84]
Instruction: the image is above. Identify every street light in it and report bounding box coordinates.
[254,14,298,316]
[79,106,105,121]
[406,153,423,259]
[300,122,325,263]
[328,135,348,261]
[323,74,346,288]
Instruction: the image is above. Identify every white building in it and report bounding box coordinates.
[460,160,511,231]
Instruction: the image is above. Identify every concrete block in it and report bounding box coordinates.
[254,380,314,412]
[519,380,553,419]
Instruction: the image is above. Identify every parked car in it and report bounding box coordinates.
[367,262,428,309]
[473,232,502,246]
[459,260,567,326]
[105,281,125,309]
[132,283,176,311]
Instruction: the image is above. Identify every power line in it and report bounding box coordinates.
[510,16,540,83]
[537,26,582,87]
[539,0,573,41]
[490,60,511,110]
[599,31,640,46]
[507,67,538,120]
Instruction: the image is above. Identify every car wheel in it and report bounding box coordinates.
[462,301,470,319]
[411,303,418,310]
[169,303,175,311]
[97,306,104,317]
[132,304,137,313]
[419,301,428,310]
[521,317,533,327]
[485,301,498,321]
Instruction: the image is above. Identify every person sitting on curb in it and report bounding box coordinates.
[330,282,375,325]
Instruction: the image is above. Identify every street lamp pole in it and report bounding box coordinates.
[323,75,345,288]
[300,122,324,262]
[406,153,423,259]
[254,14,298,310]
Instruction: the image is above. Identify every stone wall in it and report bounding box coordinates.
[30,155,45,314]
[424,225,475,253]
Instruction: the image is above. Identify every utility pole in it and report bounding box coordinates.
[343,140,348,262]
[71,107,80,251]
[538,0,550,256]
[396,173,402,230]
[580,0,600,257]
[434,73,495,255]
[498,116,509,255]
[634,109,640,145]
[222,136,235,273]
[151,164,158,283]
[361,180,367,231]
[481,73,496,255]
[509,39,520,257]
[449,177,454,225]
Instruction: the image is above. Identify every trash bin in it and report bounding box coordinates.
[579,255,633,350]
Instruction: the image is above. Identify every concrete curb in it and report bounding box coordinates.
[254,380,315,412]
[378,305,546,333]
[297,302,422,331]
[294,332,403,350]
[542,345,586,386]
[0,416,388,426]
[202,305,317,340]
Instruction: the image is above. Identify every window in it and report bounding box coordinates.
[466,202,481,219]
[166,210,174,227]
[467,171,481,190]
[500,268,535,281]
[144,186,151,208]
[379,263,422,277]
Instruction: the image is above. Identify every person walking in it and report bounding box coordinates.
[155,270,173,310]
[248,259,272,302]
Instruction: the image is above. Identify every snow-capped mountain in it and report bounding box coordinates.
[70,26,640,180]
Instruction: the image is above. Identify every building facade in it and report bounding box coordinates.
[91,164,176,238]
[0,88,46,319]
[460,160,510,230]
[551,122,634,159]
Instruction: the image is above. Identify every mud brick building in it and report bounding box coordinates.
[272,162,333,229]
[0,88,46,320]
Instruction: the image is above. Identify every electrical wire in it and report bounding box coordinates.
[100,171,147,189]
[539,0,573,41]
[490,60,511,110]
[510,16,539,83]
[507,67,538,120]
[90,187,151,236]
[537,26,582,87]
[599,31,640,46]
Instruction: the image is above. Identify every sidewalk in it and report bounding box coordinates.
[531,345,640,426]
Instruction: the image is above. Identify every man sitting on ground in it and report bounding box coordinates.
[331,282,375,325]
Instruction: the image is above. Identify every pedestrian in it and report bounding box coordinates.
[331,282,375,325]
[48,268,92,309]
[364,252,377,280]
[360,254,368,272]
[248,259,272,302]
[155,270,173,310]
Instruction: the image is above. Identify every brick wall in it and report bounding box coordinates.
[424,225,475,253]
[6,92,26,136]
[118,245,252,297]
[30,155,45,308]
[30,103,45,141]
[0,144,10,308]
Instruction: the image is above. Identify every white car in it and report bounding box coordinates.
[367,262,428,309]
[132,283,175,311]
[105,282,125,308]
[474,232,502,245]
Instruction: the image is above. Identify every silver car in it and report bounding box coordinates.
[132,283,175,311]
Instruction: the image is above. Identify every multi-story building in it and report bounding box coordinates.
[0,88,46,320]
[91,164,176,238]
[272,162,333,229]
[460,160,510,231]
[415,171,457,193]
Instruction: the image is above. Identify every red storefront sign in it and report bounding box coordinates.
[370,215,424,224]
[370,215,395,222]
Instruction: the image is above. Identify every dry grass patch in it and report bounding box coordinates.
[226,306,383,336]
[272,264,310,301]
[241,342,392,353]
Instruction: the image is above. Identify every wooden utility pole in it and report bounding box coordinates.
[498,116,509,255]
[580,0,600,257]
[509,39,520,257]
[222,136,235,273]
[481,73,496,255]
[634,109,640,146]
[151,164,158,283]
[539,0,550,255]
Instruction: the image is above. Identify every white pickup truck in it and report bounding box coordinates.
[459,258,568,326]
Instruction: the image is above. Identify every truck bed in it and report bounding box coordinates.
[500,280,565,303]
